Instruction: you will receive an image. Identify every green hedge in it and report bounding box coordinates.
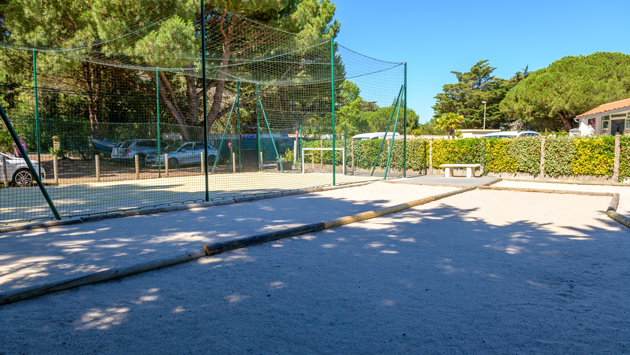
[543,137,575,177]
[483,138,516,173]
[344,136,618,178]
[432,138,484,168]
[510,137,542,175]
[430,136,615,178]
[405,139,428,171]
[571,136,614,176]
[299,138,428,172]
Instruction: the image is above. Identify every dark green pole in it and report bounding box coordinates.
[299,125,302,171]
[331,38,336,186]
[237,81,242,173]
[201,0,209,201]
[404,62,407,177]
[256,84,260,171]
[156,68,161,178]
[0,104,60,220]
[371,86,403,176]
[33,50,41,178]
[258,99,283,173]
[344,124,347,175]
[212,99,236,173]
[384,100,402,180]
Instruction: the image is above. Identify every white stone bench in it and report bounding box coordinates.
[439,164,481,178]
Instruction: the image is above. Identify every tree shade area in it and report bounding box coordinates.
[432,60,526,130]
[431,52,630,133]
[0,0,407,226]
[0,0,406,138]
[500,52,630,131]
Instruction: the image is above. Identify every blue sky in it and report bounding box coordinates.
[334,0,630,124]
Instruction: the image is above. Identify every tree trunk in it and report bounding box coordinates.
[206,17,233,130]
[558,112,573,131]
[156,72,191,141]
[83,62,101,136]
[185,74,199,125]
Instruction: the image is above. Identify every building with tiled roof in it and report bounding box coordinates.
[574,98,630,136]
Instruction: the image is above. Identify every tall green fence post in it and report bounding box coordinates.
[256,84,261,171]
[371,86,403,176]
[344,124,347,175]
[258,99,283,173]
[212,99,237,173]
[331,38,336,186]
[237,81,242,173]
[0,104,60,220]
[33,50,41,178]
[156,68,161,178]
[404,62,407,177]
[384,99,402,179]
[201,0,209,201]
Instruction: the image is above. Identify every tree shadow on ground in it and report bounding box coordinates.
[1,193,628,354]
[0,186,411,292]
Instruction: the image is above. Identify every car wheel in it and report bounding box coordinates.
[137,154,146,166]
[208,155,216,166]
[13,169,34,187]
[168,158,179,169]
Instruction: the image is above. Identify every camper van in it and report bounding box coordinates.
[350,132,402,140]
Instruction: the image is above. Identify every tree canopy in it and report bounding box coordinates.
[334,81,418,137]
[0,0,342,138]
[500,52,630,131]
[432,60,523,129]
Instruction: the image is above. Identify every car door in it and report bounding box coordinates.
[191,143,202,165]
[179,143,195,165]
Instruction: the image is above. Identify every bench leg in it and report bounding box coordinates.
[466,167,473,178]
[445,167,453,178]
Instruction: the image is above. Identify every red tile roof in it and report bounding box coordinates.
[576,98,630,118]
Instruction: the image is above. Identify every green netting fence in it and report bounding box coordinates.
[0,2,407,226]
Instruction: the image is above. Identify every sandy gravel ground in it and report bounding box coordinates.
[0,182,458,293]
[494,179,630,214]
[1,180,629,354]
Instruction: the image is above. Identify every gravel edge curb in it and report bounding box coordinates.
[0,185,475,306]
[0,181,375,234]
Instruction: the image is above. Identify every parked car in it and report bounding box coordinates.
[483,130,541,138]
[145,142,219,168]
[351,132,402,140]
[0,152,46,187]
[111,139,167,166]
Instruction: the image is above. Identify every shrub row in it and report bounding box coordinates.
[298,136,627,180]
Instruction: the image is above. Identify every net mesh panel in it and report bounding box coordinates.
[0,3,405,226]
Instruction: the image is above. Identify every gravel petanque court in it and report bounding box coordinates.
[1,180,629,354]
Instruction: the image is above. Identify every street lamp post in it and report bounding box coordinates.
[482,101,487,130]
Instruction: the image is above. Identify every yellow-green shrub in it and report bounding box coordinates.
[571,136,614,176]
[484,138,516,173]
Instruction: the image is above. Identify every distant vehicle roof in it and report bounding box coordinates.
[483,130,540,138]
[351,132,401,139]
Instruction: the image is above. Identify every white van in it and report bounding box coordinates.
[483,130,540,138]
[350,132,402,140]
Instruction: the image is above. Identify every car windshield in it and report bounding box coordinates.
[120,141,133,148]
